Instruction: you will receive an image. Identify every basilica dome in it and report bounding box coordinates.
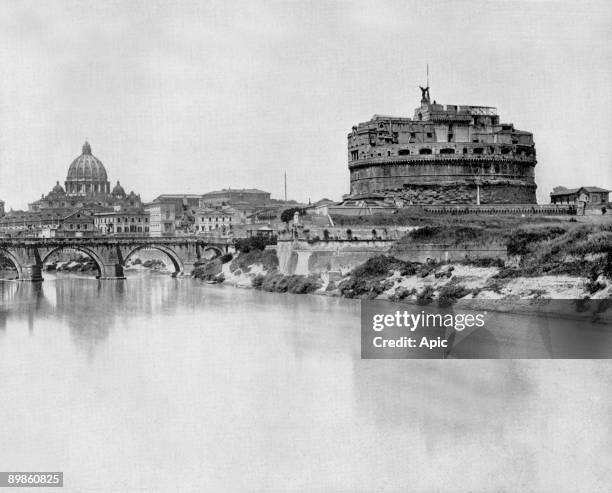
[64,141,110,195]
[67,142,108,182]
[112,181,126,196]
[51,181,65,194]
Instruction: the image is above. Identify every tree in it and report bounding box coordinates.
[280,207,303,224]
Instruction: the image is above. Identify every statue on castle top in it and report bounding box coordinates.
[419,85,430,103]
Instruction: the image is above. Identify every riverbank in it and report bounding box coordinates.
[192,221,612,321]
[194,254,611,323]
[194,251,612,304]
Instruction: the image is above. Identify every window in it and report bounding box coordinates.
[439,148,455,154]
[398,149,410,156]
[473,147,484,155]
[426,133,433,138]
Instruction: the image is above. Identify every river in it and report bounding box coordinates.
[0,272,611,492]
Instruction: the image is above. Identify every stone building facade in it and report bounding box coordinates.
[144,202,175,237]
[200,188,271,207]
[195,207,238,234]
[550,186,610,206]
[94,210,150,235]
[347,88,537,204]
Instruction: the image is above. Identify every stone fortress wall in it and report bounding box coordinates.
[347,89,537,204]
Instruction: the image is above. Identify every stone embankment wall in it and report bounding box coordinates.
[276,238,508,275]
[388,241,507,263]
[276,240,395,275]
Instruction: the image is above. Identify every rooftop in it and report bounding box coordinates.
[550,186,610,196]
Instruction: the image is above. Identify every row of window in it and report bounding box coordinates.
[351,146,534,160]
[96,216,149,224]
[198,216,233,223]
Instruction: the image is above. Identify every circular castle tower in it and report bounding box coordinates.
[347,87,537,204]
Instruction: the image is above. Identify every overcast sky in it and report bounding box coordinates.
[0,0,610,209]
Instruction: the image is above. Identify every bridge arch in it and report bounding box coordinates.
[123,244,184,275]
[202,245,223,258]
[0,248,24,279]
[41,246,107,278]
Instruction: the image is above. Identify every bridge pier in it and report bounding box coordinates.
[180,261,196,277]
[97,263,126,280]
[19,264,44,282]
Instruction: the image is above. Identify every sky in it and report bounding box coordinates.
[0,0,610,210]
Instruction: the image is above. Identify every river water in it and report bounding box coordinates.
[0,272,611,492]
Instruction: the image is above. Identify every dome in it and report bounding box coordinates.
[66,141,108,182]
[112,180,125,196]
[51,181,65,194]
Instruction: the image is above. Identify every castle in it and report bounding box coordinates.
[347,87,537,204]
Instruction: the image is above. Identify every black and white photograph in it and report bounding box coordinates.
[0,1,611,491]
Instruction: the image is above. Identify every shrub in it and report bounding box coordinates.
[252,274,265,289]
[438,284,470,307]
[416,286,435,305]
[389,286,416,301]
[220,253,233,263]
[585,279,606,294]
[230,249,278,273]
[400,263,417,276]
[192,258,222,281]
[506,226,567,255]
[234,236,276,253]
[280,207,305,223]
[258,273,320,294]
[351,255,405,279]
[461,257,505,268]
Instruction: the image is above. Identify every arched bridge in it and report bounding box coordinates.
[0,237,234,281]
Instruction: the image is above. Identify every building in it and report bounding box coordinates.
[0,209,95,237]
[151,194,202,213]
[194,207,239,234]
[550,187,610,207]
[328,197,398,216]
[144,202,175,236]
[347,87,537,204]
[308,198,336,216]
[29,141,142,212]
[0,200,4,218]
[94,210,150,235]
[200,188,271,207]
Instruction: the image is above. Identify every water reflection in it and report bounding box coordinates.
[0,274,611,492]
